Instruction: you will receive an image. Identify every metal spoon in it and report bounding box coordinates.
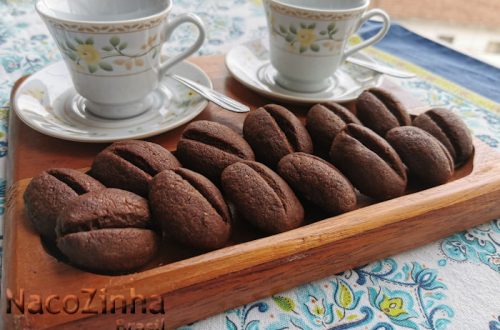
[346,57,416,79]
[169,74,250,113]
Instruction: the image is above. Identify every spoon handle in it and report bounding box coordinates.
[346,57,416,79]
[170,74,250,113]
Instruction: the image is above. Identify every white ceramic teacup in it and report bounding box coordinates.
[36,0,206,119]
[263,0,390,93]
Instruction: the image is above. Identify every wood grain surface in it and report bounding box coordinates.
[2,55,500,329]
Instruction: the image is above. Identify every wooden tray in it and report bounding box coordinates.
[3,56,500,329]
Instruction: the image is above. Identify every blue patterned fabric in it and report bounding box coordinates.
[359,21,500,103]
[0,1,499,329]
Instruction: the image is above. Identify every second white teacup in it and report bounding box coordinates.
[36,0,205,119]
[264,0,390,93]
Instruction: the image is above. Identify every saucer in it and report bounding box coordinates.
[225,39,383,104]
[13,61,211,143]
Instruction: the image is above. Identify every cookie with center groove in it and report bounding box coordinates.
[386,126,454,186]
[90,140,181,196]
[221,160,304,234]
[330,124,407,200]
[306,102,361,155]
[24,168,105,240]
[176,120,255,182]
[56,188,158,274]
[149,168,231,250]
[356,88,411,136]
[413,107,473,166]
[278,152,357,215]
[243,104,313,167]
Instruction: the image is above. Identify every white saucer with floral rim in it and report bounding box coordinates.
[225,39,383,104]
[13,60,211,143]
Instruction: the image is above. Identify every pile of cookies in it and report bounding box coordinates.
[23,87,473,274]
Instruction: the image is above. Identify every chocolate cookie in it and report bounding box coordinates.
[222,161,304,234]
[386,127,454,186]
[278,152,357,215]
[243,104,313,167]
[306,102,361,155]
[91,140,180,196]
[413,108,473,165]
[176,120,255,181]
[23,168,105,240]
[356,88,411,136]
[56,188,158,274]
[149,168,231,250]
[330,124,407,200]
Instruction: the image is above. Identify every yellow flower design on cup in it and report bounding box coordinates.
[297,28,316,47]
[76,44,101,65]
[56,35,161,74]
[273,22,339,53]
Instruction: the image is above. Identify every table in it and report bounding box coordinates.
[1,1,499,329]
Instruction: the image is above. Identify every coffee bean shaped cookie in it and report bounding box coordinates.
[330,124,407,200]
[413,108,473,165]
[176,120,255,181]
[278,152,357,215]
[386,127,454,186]
[221,161,304,234]
[356,88,411,136]
[149,168,231,250]
[306,102,361,155]
[56,188,158,274]
[243,104,313,167]
[23,168,105,240]
[91,140,181,197]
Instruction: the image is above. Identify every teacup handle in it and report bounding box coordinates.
[158,13,206,79]
[342,9,390,61]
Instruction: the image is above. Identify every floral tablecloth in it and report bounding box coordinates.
[1,1,499,329]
